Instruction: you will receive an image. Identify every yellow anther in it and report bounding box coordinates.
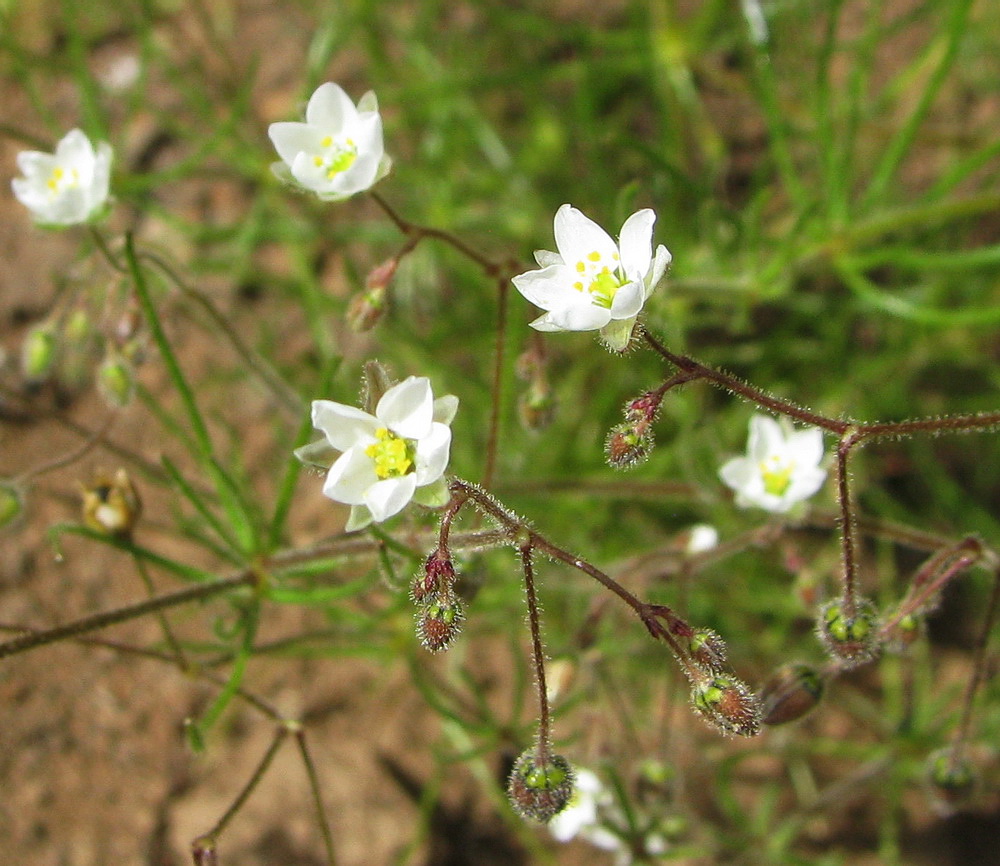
[365,428,414,479]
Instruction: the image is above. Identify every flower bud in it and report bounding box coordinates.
[416,596,464,652]
[687,628,728,673]
[410,549,456,603]
[624,390,663,425]
[80,468,142,538]
[817,597,880,669]
[506,748,574,823]
[926,747,977,813]
[21,322,58,381]
[605,423,652,469]
[346,284,387,332]
[884,612,925,653]
[0,481,25,530]
[360,360,395,415]
[691,673,762,737]
[97,349,135,408]
[760,663,824,725]
[518,381,556,432]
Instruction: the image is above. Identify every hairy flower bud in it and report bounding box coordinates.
[506,749,575,823]
[691,673,762,737]
[416,596,464,652]
[21,322,58,381]
[760,663,824,725]
[926,747,977,813]
[605,423,652,469]
[624,390,663,425]
[411,549,457,603]
[687,628,728,673]
[80,468,142,538]
[818,597,880,669]
[97,350,135,408]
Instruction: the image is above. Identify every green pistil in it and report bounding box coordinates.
[365,428,415,479]
[588,268,622,309]
[760,458,794,497]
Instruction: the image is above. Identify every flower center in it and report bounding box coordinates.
[365,428,415,479]
[47,164,80,197]
[313,135,358,180]
[572,250,624,309]
[760,456,794,497]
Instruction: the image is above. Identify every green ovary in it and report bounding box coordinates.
[317,135,357,179]
[760,458,794,497]
[365,428,415,479]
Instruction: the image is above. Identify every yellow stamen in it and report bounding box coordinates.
[365,428,415,479]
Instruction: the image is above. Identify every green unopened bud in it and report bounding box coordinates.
[506,749,574,823]
[760,663,824,725]
[97,350,135,407]
[0,481,25,530]
[360,360,394,415]
[687,628,728,673]
[416,596,464,652]
[926,747,977,812]
[517,382,556,432]
[818,597,880,669]
[21,322,58,381]
[347,284,387,332]
[691,673,761,737]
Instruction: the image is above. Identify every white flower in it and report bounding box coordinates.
[686,523,719,554]
[268,82,392,201]
[309,376,457,530]
[549,768,622,853]
[512,204,671,352]
[719,415,826,514]
[12,129,112,226]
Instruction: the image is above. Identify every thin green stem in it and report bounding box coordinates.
[0,572,254,660]
[294,729,339,866]
[132,553,189,668]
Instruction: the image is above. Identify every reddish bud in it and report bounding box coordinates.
[691,674,762,737]
[760,663,824,725]
[347,284,387,332]
[506,748,574,823]
[605,423,652,469]
[411,549,457,603]
[624,390,663,425]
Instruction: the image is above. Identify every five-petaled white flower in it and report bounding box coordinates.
[512,204,671,352]
[309,376,457,531]
[12,129,112,226]
[719,415,826,514]
[268,82,392,201]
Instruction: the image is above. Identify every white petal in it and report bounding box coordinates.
[786,465,827,503]
[719,456,755,492]
[414,423,452,485]
[323,447,379,505]
[617,209,655,280]
[609,280,644,320]
[433,394,459,425]
[89,142,113,210]
[312,400,378,451]
[645,244,672,299]
[553,204,618,265]
[785,427,825,468]
[357,90,379,113]
[268,122,323,166]
[747,415,784,461]
[364,475,417,522]
[533,249,563,268]
[55,129,94,165]
[16,150,53,179]
[511,265,574,310]
[377,376,434,439]
[545,302,612,331]
[305,82,355,130]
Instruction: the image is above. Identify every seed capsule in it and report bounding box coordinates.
[691,673,762,737]
[80,468,142,539]
[817,597,881,669]
[416,596,464,652]
[760,663,824,725]
[506,749,575,823]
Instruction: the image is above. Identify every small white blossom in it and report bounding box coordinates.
[719,415,826,513]
[512,204,671,351]
[549,768,622,853]
[309,376,457,531]
[268,82,392,201]
[12,129,112,226]
[686,523,719,554]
